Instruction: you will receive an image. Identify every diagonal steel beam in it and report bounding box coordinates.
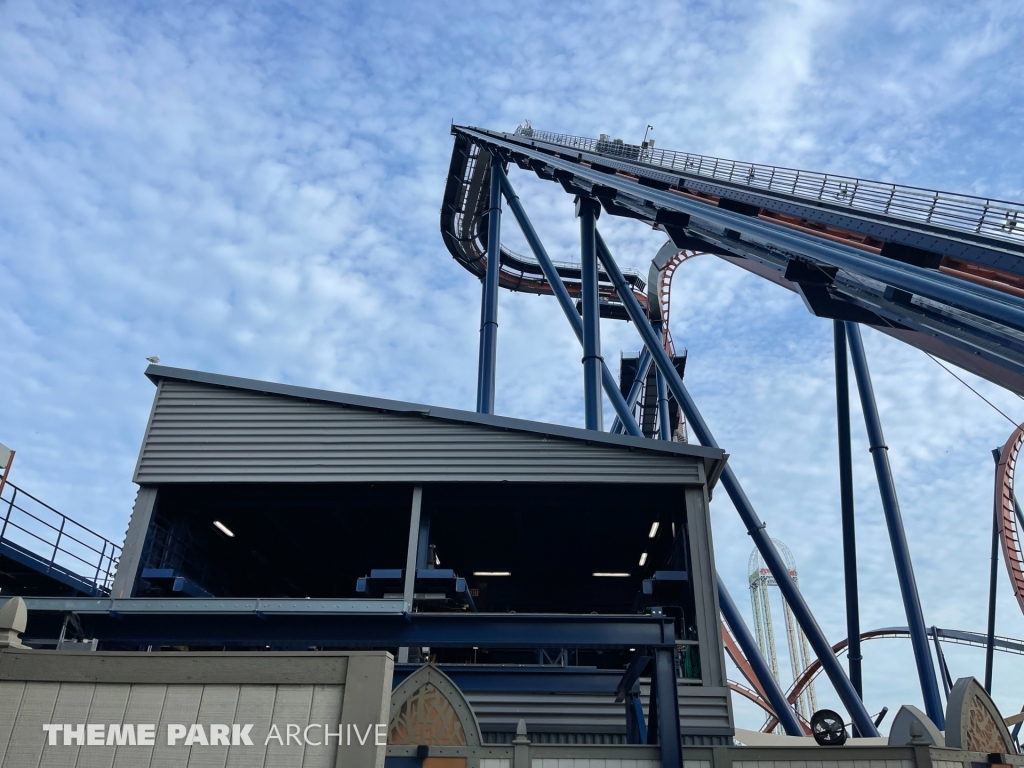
[595,228,880,737]
[497,170,644,437]
[717,573,804,735]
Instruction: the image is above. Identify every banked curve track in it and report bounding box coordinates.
[442,125,1024,395]
[758,626,1024,733]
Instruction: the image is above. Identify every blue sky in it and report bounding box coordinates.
[2,0,1023,732]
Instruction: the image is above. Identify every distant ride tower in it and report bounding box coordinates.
[749,540,818,721]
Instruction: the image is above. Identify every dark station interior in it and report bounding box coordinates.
[135,480,700,669]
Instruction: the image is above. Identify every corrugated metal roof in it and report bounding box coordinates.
[138,366,727,487]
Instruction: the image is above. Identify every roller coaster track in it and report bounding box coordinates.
[756,626,1024,732]
[443,125,1024,733]
[441,135,649,313]
[442,126,1024,395]
[997,424,1024,615]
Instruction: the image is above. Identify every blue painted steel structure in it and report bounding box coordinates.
[476,160,805,732]
[834,321,864,721]
[579,197,604,431]
[845,322,945,728]
[0,481,121,597]
[655,368,670,442]
[462,139,865,734]
[717,574,803,736]
[440,124,1024,737]
[19,602,679,649]
[449,126,1024,396]
[476,154,503,414]
[650,647,683,761]
[593,230,877,737]
[497,170,644,437]
[14,123,1024,759]
[444,126,1024,741]
[986,448,1001,694]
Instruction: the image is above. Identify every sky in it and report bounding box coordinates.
[2,0,1024,734]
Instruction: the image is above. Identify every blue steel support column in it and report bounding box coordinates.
[611,348,653,435]
[476,155,503,414]
[656,366,671,441]
[930,627,952,697]
[654,321,671,441]
[834,321,864,715]
[498,173,643,437]
[578,197,603,431]
[416,508,432,572]
[717,574,804,735]
[595,230,879,737]
[652,647,683,768]
[986,448,1001,693]
[845,322,945,728]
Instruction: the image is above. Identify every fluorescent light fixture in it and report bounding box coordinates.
[593,572,630,577]
[639,552,648,566]
[213,520,234,537]
[648,522,659,538]
[473,571,511,576]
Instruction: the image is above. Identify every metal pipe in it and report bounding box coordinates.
[498,173,644,437]
[834,321,864,711]
[717,574,804,735]
[656,371,670,440]
[930,626,951,698]
[654,326,671,441]
[579,198,603,430]
[986,448,1001,693]
[611,348,653,435]
[476,155,503,414]
[596,229,879,737]
[845,322,945,728]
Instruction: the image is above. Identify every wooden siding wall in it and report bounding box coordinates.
[134,380,703,485]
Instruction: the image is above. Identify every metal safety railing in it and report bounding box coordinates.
[0,480,120,594]
[515,127,1024,248]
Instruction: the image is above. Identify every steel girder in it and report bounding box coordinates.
[17,599,677,649]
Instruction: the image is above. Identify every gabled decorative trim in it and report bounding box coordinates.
[388,664,482,746]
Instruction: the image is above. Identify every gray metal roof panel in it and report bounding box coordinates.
[143,365,726,469]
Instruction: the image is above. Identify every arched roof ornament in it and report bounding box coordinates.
[388,664,482,746]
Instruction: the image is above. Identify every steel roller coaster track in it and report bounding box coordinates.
[443,120,1024,625]
[442,125,1024,395]
[997,424,1024,616]
[442,123,1024,735]
[757,626,1024,734]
